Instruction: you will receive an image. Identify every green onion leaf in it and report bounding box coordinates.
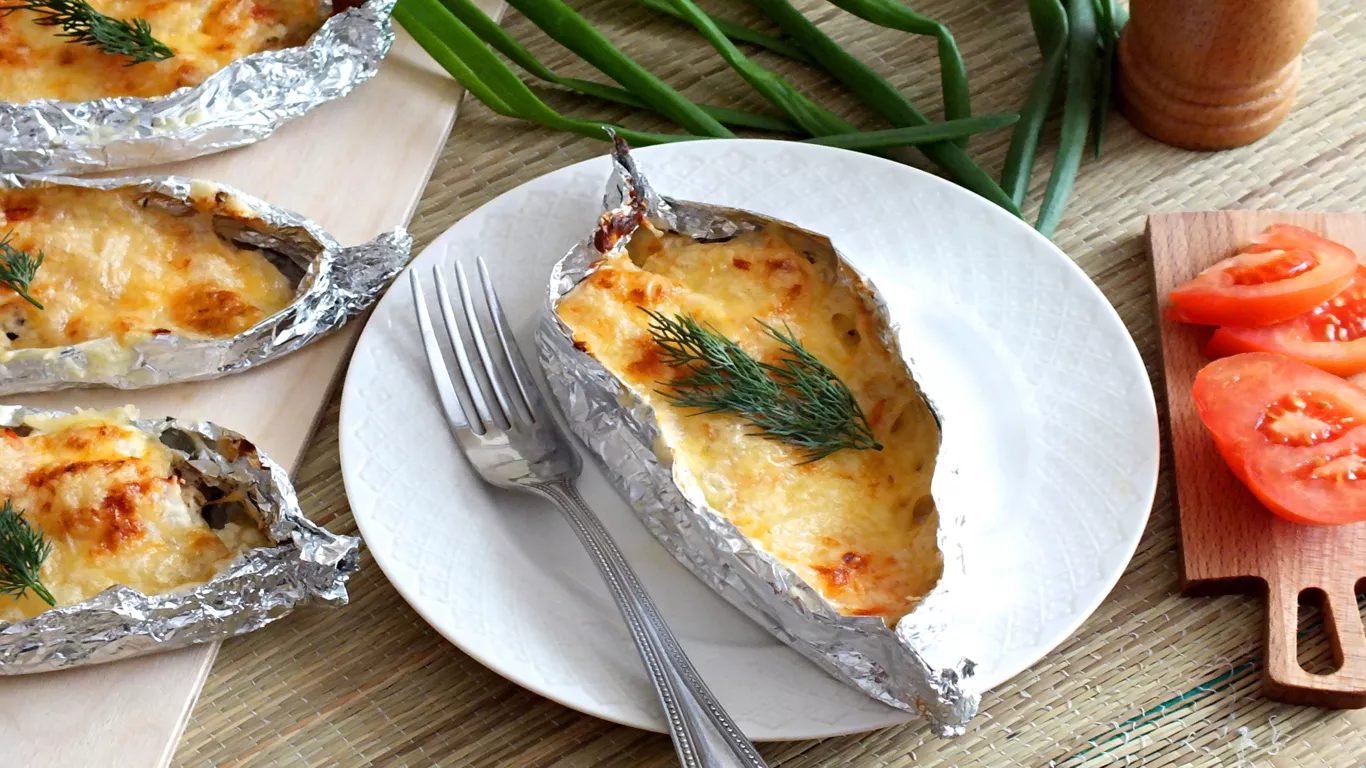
[656,0,856,137]
[434,0,795,132]
[633,0,814,64]
[1036,0,1098,237]
[1092,0,1116,157]
[396,0,697,146]
[500,0,733,137]
[1001,0,1067,208]
[821,0,971,145]
[744,0,1020,216]
[803,114,1017,150]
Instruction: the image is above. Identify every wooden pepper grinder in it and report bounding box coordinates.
[1118,0,1317,150]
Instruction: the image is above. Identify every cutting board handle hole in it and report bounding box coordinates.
[1296,588,1341,676]
[1355,578,1366,632]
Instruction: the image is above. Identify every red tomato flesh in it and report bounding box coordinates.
[1206,266,1366,376]
[1193,352,1366,525]
[1167,225,1357,327]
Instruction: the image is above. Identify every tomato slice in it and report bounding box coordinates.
[1193,352,1366,525]
[1167,225,1357,326]
[1205,265,1366,376]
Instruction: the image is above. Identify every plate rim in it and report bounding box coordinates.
[340,138,1159,740]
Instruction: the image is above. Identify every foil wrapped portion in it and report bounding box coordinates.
[0,173,410,394]
[1,0,396,175]
[536,138,978,735]
[0,406,360,673]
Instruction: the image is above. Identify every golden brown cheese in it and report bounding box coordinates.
[0,186,295,351]
[557,227,943,624]
[0,0,325,103]
[0,407,267,622]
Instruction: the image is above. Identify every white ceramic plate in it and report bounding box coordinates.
[339,140,1159,740]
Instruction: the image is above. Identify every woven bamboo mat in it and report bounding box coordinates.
[173,0,1366,764]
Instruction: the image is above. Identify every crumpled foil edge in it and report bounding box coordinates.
[535,137,979,736]
[0,406,360,674]
[0,173,410,394]
[0,0,397,175]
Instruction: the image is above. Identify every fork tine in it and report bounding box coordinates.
[454,262,516,430]
[410,270,475,433]
[433,265,497,434]
[478,257,542,423]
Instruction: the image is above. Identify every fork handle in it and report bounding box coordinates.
[535,481,769,768]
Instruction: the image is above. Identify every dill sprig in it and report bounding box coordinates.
[0,500,56,608]
[0,230,43,310]
[644,309,882,463]
[0,0,175,65]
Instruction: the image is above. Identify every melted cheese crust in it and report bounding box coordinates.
[557,228,943,624]
[0,186,295,352]
[0,408,266,622]
[0,0,325,103]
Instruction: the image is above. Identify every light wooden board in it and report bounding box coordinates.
[1150,211,1366,709]
[0,26,472,768]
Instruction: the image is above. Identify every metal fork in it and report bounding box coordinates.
[410,259,769,768]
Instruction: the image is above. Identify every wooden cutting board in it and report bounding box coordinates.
[0,12,500,765]
[1151,211,1366,709]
